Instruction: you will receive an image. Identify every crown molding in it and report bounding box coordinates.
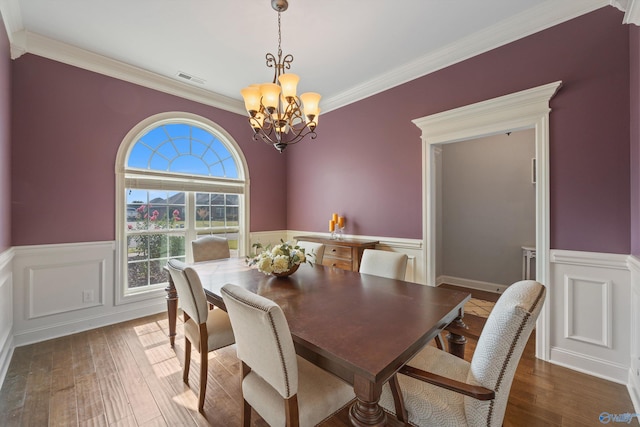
[10,30,246,115]
[0,0,613,114]
[611,0,640,25]
[0,0,22,47]
[322,0,609,112]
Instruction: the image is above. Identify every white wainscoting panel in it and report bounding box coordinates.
[12,241,166,346]
[27,259,106,319]
[628,255,640,413]
[251,230,288,250]
[550,250,631,384]
[0,248,14,387]
[563,275,612,348]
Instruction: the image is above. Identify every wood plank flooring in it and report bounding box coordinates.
[1,308,637,426]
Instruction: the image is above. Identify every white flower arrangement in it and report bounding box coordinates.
[247,240,313,275]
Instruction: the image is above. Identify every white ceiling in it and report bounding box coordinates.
[0,0,622,114]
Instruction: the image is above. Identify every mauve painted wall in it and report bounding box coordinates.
[631,25,640,257]
[0,19,10,253]
[288,7,631,254]
[11,55,286,246]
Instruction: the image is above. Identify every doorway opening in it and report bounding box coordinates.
[436,129,536,292]
[413,81,561,361]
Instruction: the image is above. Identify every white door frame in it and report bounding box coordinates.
[413,81,562,360]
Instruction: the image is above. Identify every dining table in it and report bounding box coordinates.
[164,258,471,427]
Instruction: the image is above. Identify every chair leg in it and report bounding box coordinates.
[284,395,300,427]
[183,312,192,384]
[242,399,252,427]
[240,362,252,426]
[198,327,209,413]
[183,339,191,384]
[434,333,445,350]
[389,374,408,422]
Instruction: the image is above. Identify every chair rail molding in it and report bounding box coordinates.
[413,80,562,362]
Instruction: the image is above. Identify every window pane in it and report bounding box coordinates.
[226,194,239,205]
[173,137,190,154]
[226,206,239,226]
[150,260,167,286]
[211,194,224,205]
[169,235,185,257]
[148,233,168,259]
[128,144,153,169]
[127,123,239,178]
[139,126,168,150]
[196,206,210,228]
[125,188,186,289]
[128,261,148,288]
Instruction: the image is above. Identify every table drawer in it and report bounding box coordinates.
[324,244,352,259]
[322,257,353,270]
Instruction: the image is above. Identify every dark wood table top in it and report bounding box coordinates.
[191,258,471,385]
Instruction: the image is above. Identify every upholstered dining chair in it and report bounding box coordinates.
[379,280,546,427]
[295,240,325,264]
[191,235,230,263]
[220,283,355,427]
[166,259,235,413]
[359,248,408,280]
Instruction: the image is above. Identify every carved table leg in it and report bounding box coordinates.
[165,274,178,347]
[446,318,468,359]
[348,375,386,427]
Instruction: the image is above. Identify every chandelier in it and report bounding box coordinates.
[240,0,320,153]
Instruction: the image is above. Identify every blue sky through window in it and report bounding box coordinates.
[127,123,239,178]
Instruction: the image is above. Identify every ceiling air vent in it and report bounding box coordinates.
[177,71,205,85]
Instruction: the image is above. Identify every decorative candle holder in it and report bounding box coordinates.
[329,218,337,239]
[337,216,345,240]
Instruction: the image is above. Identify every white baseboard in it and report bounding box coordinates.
[549,346,629,384]
[436,275,506,294]
[629,368,640,414]
[13,300,166,347]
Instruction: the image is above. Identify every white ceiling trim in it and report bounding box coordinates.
[12,30,246,115]
[611,0,640,24]
[1,0,613,115]
[324,0,609,112]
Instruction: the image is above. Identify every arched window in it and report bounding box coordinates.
[115,113,249,303]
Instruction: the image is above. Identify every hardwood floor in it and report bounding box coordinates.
[0,309,637,426]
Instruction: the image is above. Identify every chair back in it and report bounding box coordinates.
[296,240,325,264]
[192,235,230,263]
[359,249,408,280]
[166,259,209,324]
[221,283,298,399]
[465,280,546,427]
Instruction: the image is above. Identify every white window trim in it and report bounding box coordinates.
[114,112,250,305]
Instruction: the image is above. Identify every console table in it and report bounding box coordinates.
[295,235,378,272]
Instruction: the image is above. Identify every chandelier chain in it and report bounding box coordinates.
[277,12,282,58]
